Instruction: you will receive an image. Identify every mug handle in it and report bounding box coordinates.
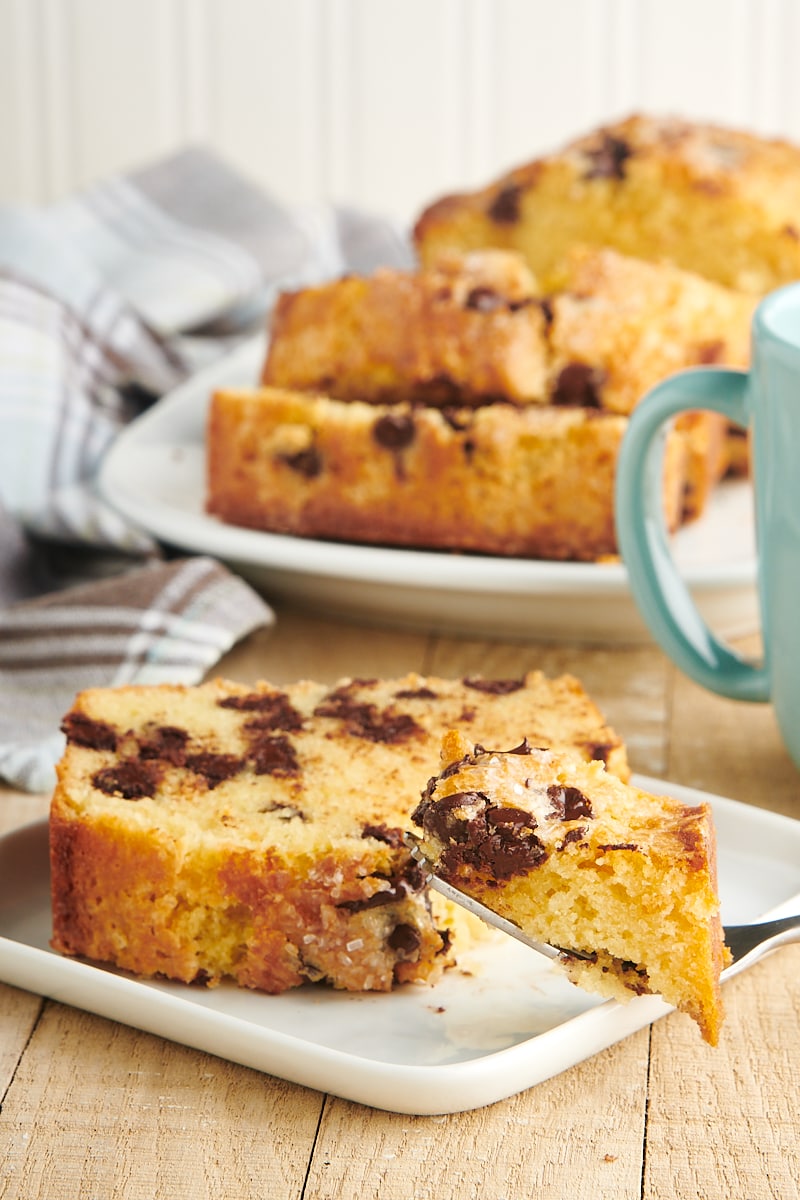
[615,367,768,702]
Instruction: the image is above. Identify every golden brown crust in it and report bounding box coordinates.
[413,113,800,294]
[50,672,628,994]
[414,730,728,1044]
[206,385,688,561]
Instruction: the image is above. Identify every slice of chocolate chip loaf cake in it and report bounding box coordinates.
[413,731,729,1044]
[206,384,688,561]
[413,113,800,295]
[262,249,550,407]
[50,671,627,995]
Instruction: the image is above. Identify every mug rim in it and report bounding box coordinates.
[755,280,800,350]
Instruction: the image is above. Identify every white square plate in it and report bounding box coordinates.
[2,777,798,1115]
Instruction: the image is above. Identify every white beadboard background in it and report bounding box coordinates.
[3,0,800,227]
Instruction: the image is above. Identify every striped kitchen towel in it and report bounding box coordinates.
[0,145,412,791]
[0,144,411,559]
[0,556,273,794]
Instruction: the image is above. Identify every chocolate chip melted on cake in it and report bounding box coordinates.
[92,760,161,800]
[314,685,424,744]
[463,677,524,695]
[218,691,305,732]
[248,734,301,778]
[137,725,189,765]
[62,711,118,752]
[487,182,524,224]
[416,789,549,882]
[582,133,633,180]
[551,362,606,408]
[547,784,594,820]
[337,858,427,912]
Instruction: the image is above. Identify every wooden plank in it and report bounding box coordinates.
[0,1002,324,1200]
[0,793,49,838]
[0,985,43,1101]
[666,656,800,819]
[213,606,433,687]
[308,1029,651,1200]
[645,949,800,1199]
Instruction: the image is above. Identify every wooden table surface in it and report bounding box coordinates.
[1,605,799,1199]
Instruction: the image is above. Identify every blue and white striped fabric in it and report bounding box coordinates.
[0,145,412,791]
[0,145,411,557]
[0,556,273,793]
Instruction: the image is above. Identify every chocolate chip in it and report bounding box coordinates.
[223,692,305,732]
[463,677,524,695]
[598,842,638,852]
[389,923,421,955]
[220,690,296,715]
[440,407,473,433]
[583,740,615,766]
[547,784,594,821]
[279,447,323,478]
[184,752,244,789]
[61,711,118,752]
[249,734,300,777]
[356,709,423,744]
[465,286,505,313]
[393,686,439,700]
[338,861,427,912]
[487,183,523,223]
[416,790,489,845]
[414,372,463,405]
[259,801,306,820]
[583,134,632,180]
[620,960,650,994]
[315,692,423,744]
[137,724,189,765]
[92,760,159,800]
[421,791,548,882]
[361,823,405,847]
[551,361,605,408]
[486,806,537,831]
[557,826,587,849]
[373,413,416,451]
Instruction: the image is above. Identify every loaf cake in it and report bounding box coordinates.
[206,384,688,561]
[50,671,627,994]
[413,112,800,295]
[413,730,730,1044]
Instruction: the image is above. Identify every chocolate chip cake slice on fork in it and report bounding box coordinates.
[412,730,730,1044]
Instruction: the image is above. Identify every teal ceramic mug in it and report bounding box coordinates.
[615,281,800,769]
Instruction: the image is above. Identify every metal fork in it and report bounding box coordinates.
[408,839,800,974]
[720,913,800,979]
